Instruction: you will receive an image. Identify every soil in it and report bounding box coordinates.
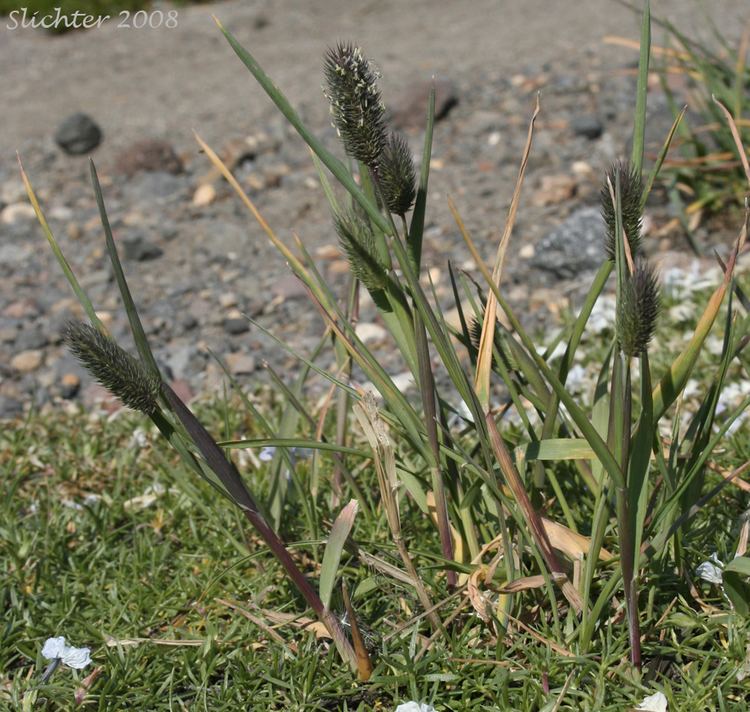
[0,0,748,418]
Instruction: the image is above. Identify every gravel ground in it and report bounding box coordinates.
[1,0,748,418]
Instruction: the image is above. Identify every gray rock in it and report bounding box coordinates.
[114,139,183,177]
[181,314,198,331]
[224,317,250,335]
[15,327,48,351]
[122,232,163,262]
[531,207,605,280]
[571,115,603,140]
[225,352,256,375]
[390,77,459,130]
[55,113,102,155]
[0,242,33,265]
[165,344,199,379]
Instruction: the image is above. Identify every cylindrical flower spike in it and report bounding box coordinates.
[379,133,417,216]
[601,160,644,261]
[323,42,387,167]
[334,211,389,292]
[63,321,161,415]
[617,258,660,357]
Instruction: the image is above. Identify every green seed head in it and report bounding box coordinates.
[616,259,660,357]
[323,42,387,167]
[63,321,161,414]
[379,133,417,216]
[601,161,643,261]
[334,210,389,293]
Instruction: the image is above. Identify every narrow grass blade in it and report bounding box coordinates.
[631,0,651,173]
[320,500,358,610]
[90,161,160,377]
[641,106,686,208]
[518,439,596,461]
[474,95,540,408]
[19,157,102,331]
[408,84,436,269]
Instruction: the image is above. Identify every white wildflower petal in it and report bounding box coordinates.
[395,703,436,712]
[42,636,68,660]
[60,645,92,670]
[696,553,724,585]
[636,691,668,711]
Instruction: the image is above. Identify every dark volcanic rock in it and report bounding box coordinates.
[223,317,250,335]
[54,113,102,155]
[571,114,604,140]
[122,232,164,262]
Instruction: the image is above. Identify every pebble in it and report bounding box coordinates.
[224,317,249,335]
[225,352,256,375]
[15,327,48,351]
[122,233,164,261]
[54,113,102,155]
[115,139,183,177]
[390,77,459,129]
[1,180,27,205]
[192,183,216,207]
[530,207,605,279]
[355,322,388,344]
[60,373,81,399]
[1,203,36,224]
[532,174,577,207]
[271,275,307,301]
[571,115,604,140]
[181,314,198,331]
[219,292,239,309]
[11,350,43,373]
[4,300,39,319]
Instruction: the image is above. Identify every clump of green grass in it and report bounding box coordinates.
[10,1,750,708]
[649,7,750,240]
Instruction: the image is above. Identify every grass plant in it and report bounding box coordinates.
[6,1,750,708]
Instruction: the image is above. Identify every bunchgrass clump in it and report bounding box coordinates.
[649,7,750,236]
[12,2,750,707]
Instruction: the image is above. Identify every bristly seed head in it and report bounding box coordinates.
[334,210,389,293]
[616,259,660,357]
[601,160,644,261]
[323,42,387,167]
[63,321,161,415]
[378,133,417,217]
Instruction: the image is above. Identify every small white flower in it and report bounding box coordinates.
[636,691,668,711]
[42,637,67,660]
[130,427,149,449]
[60,645,92,670]
[696,553,724,585]
[259,446,276,462]
[41,636,92,670]
[395,703,436,712]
